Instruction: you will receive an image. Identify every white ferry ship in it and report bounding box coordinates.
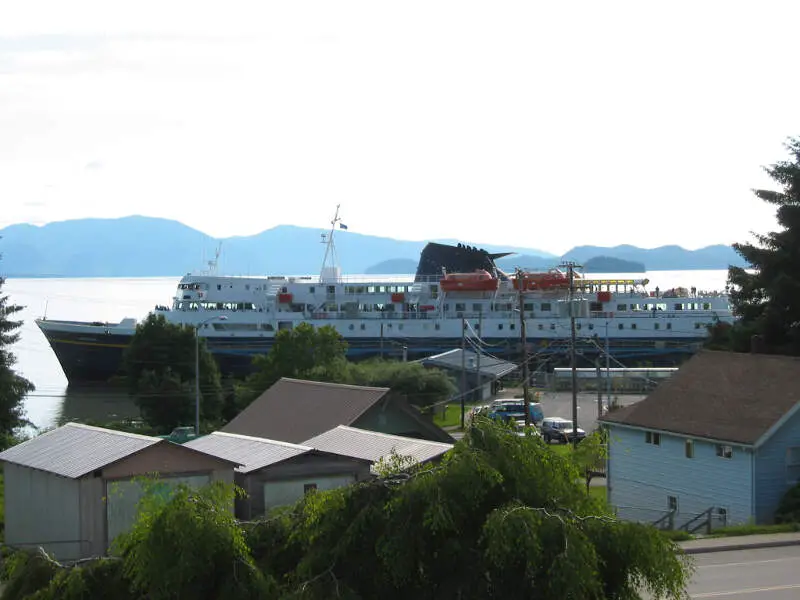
[35,209,735,383]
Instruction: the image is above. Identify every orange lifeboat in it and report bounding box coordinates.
[512,268,579,291]
[440,269,499,292]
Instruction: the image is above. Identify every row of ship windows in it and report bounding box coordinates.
[181,287,714,313]
[204,321,706,332]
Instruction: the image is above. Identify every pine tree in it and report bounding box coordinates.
[0,273,34,445]
[729,137,800,354]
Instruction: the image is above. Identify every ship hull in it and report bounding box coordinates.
[37,320,704,384]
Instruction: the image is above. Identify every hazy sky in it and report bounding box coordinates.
[1,1,797,255]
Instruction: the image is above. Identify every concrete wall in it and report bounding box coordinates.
[608,425,754,529]
[74,443,236,558]
[238,453,371,520]
[79,476,105,558]
[104,474,211,550]
[263,475,355,512]
[4,464,82,561]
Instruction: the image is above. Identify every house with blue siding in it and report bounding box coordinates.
[599,350,800,529]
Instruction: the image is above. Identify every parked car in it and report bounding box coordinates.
[157,426,200,444]
[540,417,586,444]
[487,400,544,427]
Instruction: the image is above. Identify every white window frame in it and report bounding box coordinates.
[716,444,733,459]
[646,431,661,446]
[786,446,800,484]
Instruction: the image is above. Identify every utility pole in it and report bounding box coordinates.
[605,320,611,409]
[461,316,467,429]
[475,311,482,403]
[595,358,602,420]
[559,261,582,446]
[516,268,531,428]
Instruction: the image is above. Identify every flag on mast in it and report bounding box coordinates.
[339,223,348,230]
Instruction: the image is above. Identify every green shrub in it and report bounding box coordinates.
[25,559,135,600]
[775,482,800,524]
[658,530,695,542]
[0,549,58,600]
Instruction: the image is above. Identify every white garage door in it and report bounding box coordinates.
[264,475,355,512]
[106,475,210,547]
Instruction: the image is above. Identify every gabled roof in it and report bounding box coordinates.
[0,423,161,479]
[303,425,453,466]
[421,349,517,379]
[185,432,314,474]
[599,350,800,446]
[221,378,392,443]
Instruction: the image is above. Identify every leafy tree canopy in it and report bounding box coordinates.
[239,323,455,413]
[0,274,34,446]
[728,137,800,353]
[3,419,692,600]
[123,314,222,432]
[242,323,348,398]
[345,358,456,410]
[262,418,691,599]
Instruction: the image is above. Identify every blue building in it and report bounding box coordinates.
[599,350,800,529]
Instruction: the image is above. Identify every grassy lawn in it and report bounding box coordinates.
[433,404,477,429]
[548,443,574,456]
[588,485,607,504]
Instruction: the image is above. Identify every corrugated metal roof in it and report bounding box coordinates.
[303,426,453,467]
[185,432,312,474]
[0,422,160,479]
[421,349,518,378]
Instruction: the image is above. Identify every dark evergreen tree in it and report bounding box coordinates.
[729,137,800,354]
[0,273,34,447]
[124,314,222,432]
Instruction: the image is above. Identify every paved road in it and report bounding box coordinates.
[681,546,800,598]
[495,389,646,432]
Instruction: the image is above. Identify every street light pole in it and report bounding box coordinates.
[195,315,227,436]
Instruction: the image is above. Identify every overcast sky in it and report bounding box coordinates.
[1,1,797,254]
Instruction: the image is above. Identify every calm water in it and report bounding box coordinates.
[6,270,730,430]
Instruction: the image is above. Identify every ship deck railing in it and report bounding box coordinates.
[159,306,729,321]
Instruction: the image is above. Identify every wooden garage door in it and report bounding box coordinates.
[106,475,210,547]
[263,474,355,512]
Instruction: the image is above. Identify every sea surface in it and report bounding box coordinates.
[5,270,730,430]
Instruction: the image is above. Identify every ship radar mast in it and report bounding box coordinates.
[207,242,222,275]
[319,205,343,283]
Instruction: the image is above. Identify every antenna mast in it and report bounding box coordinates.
[319,204,342,282]
[208,242,222,275]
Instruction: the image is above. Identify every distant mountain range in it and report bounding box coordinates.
[0,216,748,278]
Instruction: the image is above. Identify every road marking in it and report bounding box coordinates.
[698,557,800,569]
[692,583,800,597]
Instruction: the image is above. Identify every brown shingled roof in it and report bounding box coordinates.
[221,378,392,443]
[598,350,800,445]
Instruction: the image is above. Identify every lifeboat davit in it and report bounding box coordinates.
[513,268,579,291]
[440,269,499,292]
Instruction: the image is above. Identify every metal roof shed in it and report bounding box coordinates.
[420,349,518,403]
[303,426,453,472]
[186,431,372,520]
[0,423,238,561]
